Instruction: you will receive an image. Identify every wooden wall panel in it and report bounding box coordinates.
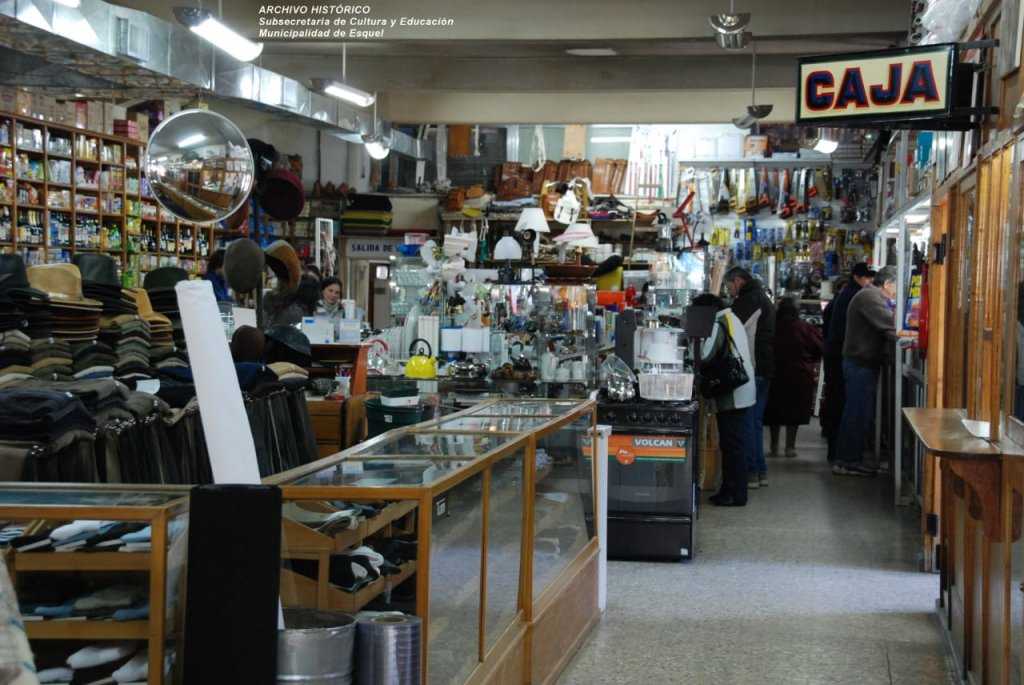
[530,546,599,685]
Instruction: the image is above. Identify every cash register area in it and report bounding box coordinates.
[557,430,959,685]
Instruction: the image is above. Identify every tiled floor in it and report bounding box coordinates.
[557,428,959,685]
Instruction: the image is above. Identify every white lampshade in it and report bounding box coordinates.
[554,222,595,242]
[571,235,600,248]
[515,207,550,234]
[493,235,524,260]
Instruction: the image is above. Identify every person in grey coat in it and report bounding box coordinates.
[834,266,898,476]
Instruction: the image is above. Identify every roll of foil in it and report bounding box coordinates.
[356,614,422,685]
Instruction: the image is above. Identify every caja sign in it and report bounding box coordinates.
[797,45,956,124]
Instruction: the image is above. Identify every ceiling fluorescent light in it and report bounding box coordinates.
[814,138,839,154]
[364,137,389,160]
[53,0,81,8]
[904,213,929,223]
[590,136,632,143]
[565,47,617,56]
[177,133,206,148]
[312,78,376,108]
[173,7,263,62]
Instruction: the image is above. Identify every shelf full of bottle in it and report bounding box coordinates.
[710,216,873,280]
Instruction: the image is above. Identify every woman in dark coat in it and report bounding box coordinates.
[764,297,824,458]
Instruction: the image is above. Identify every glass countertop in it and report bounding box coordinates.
[431,416,553,432]
[465,401,582,418]
[346,431,511,458]
[287,459,472,488]
[0,489,186,508]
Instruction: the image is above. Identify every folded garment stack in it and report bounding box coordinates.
[0,330,33,388]
[29,338,74,382]
[70,340,118,381]
[340,209,392,233]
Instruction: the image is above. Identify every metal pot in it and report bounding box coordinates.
[449,358,489,380]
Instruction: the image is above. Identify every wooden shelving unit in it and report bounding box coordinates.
[0,110,214,285]
[279,499,419,613]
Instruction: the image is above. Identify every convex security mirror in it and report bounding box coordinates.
[143,109,255,224]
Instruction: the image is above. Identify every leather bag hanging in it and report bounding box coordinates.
[699,317,750,397]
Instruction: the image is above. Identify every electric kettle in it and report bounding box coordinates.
[405,338,438,379]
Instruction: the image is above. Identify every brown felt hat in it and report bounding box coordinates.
[27,264,102,309]
[264,240,301,292]
[129,289,173,326]
[224,238,265,294]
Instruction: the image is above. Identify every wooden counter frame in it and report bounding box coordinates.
[267,398,600,685]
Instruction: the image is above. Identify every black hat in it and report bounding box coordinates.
[224,239,265,294]
[0,254,47,301]
[264,324,311,367]
[73,253,120,287]
[144,267,189,293]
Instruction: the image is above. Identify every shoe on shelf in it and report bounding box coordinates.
[758,473,769,487]
[785,448,798,459]
[832,464,871,477]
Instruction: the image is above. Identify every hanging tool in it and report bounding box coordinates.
[745,168,758,214]
[818,166,833,202]
[796,169,808,214]
[758,167,771,209]
[778,169,793,218]
[735,169,747,214]
[728,169,738,210]
[807,168,818,198]
[717,167,731,212]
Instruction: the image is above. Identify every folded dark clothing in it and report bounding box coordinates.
[125,391,170,419]
[154,378,196,409]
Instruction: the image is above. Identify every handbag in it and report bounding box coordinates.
[699,317,751,398]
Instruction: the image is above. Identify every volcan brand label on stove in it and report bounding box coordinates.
[632,437,685,448]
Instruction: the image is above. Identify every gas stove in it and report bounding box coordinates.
[596,395,698,432]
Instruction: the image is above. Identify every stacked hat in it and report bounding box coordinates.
[26,264,103,344]
[0,254,48,337]
[29,337,74,382]
[129,289,173,347]
[73,254,138,314]
[143,267,189,350]
[0,330,32,388]
[70,341,118,381]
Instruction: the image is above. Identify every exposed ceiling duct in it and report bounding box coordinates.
[0,0,433,160]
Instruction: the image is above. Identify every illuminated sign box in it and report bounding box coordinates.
[797,45,958,126]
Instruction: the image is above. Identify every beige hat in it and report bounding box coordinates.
[129,288,173,326]
[27,264,102,308]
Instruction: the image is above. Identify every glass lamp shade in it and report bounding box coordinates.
[514,207,550,233]
[554,222,595,242]
[493,235,524,261]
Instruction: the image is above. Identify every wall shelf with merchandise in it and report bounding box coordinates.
[0,109,213,286]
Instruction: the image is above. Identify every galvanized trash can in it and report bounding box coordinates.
[278,608,357,684]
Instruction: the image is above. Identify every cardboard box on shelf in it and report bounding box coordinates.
[58,101,78,125]
[74,101,88,129]
[14,91,31,117]
[86,101,103,133]
[135,113,148,143]
[0,89,16,116]
[744,135,770,158]
[102,103,127,135]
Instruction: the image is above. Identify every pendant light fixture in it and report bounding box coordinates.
[173,7,263,62]
[732,38,772,129]
[710,0,751,51]
[363,97,390,160]
[312,44,376,108]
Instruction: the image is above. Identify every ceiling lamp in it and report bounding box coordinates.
[312,44,375,108]
[173,7,263,62]
[733,39,773,129]
[715,31,751,51]
[363,97,389,160]
[312,79,375,108]
[809,127,839,154]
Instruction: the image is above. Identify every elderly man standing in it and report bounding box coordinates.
[724,266,776,488]
[833,266,899,476]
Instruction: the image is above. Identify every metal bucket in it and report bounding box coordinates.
[278,608,356,684]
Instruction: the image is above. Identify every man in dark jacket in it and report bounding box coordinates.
[724,266,775,487]
[834,266,898,476]
[821,263,876,463]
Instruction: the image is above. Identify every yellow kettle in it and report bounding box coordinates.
[405,338,438,380]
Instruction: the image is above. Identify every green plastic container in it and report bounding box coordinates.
[366,397,424,438]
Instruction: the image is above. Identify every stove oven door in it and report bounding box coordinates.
[607,432,692,515]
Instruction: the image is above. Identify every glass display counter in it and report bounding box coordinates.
[0,484,190,685]
[265,398,600,685]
